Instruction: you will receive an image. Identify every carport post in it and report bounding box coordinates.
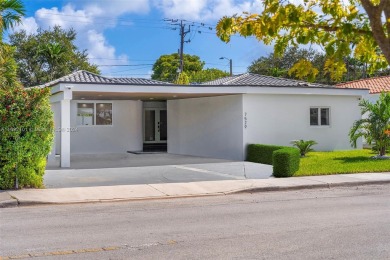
[60,86,72,168]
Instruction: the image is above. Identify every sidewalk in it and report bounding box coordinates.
[2,172,390,207]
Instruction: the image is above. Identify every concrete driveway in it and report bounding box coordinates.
[44,153,273,188]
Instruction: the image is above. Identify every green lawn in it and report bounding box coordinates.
[295,149,390,176]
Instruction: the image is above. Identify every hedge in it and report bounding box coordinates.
[0,86,54,189]
[247,144,284,165]
[247,144,300,177]
[272,148,300,177]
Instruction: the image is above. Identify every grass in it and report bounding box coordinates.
[295,149,390,176]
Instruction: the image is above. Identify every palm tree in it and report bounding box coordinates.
[0,0,25,36]
[349,92,390,157]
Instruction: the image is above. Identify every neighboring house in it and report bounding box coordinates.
[336,75,390,103]
[336,76,390,147]
[44,71,367,168]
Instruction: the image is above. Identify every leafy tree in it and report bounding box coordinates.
[217,0,390,82]
[151,53,204,82]
[174,72,190,85]
[349,93,390,157]
[189,68,229,83]
[9,26,99,87]
[249,47,327,82]
[152,53,229,83]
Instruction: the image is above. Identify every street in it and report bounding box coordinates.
[1,185,390,259]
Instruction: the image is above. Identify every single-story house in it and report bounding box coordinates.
[336,75,390,103]
[44,70,368,168]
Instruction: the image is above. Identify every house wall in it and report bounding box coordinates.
[167,95,244,160]
[243,94,362,151]
[69,100,143,153]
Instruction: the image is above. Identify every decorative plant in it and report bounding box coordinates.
[290,140,318,157]
[349,93,390,157]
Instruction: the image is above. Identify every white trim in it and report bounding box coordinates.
[57,83,368,97]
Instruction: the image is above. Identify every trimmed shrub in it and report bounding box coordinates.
[272,148,300,177]
[247,144,284,165]
[0,87,54,189]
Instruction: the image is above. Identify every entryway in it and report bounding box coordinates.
[143,101,167,152]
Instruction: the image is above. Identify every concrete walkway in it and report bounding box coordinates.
[2,172,390,207]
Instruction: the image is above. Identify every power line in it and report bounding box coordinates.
[97,64,153,67]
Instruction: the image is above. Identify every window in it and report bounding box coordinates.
[96,103,112,125]
[310,107,330,126]
[77,103,112,126]
[77,103,94,126]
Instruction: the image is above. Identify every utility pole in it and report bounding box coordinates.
[220,57,233,76]
[178,20,191,73]
[165,19,195,74]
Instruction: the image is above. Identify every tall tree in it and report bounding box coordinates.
[151,53,204,82]
[248,47,382,84]
[217,0,390,82]
[10,26,99,87]
[151,53,229,83]
[189,68,229,83]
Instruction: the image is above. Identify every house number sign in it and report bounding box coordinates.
[244,112,248,129]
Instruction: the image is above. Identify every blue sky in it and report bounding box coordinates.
[11,0,272,78]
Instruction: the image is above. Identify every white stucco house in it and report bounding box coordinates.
[44,70,368,168]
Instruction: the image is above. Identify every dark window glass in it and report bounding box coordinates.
[310,108,319,126]
[96,103,112,125]
[321,108,329,125]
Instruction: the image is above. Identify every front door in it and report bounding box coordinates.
[144,108,167,144]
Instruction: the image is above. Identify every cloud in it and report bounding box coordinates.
[153,0,262,20]
[12,17,38,34]
[10,1,144,74]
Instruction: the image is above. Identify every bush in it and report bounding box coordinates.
[290,139,318,157]
[247,144,300,177]
[272,148,300,177]
[247,144,284,165]
[0,87,54,189]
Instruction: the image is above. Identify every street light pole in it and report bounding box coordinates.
[220,57,233,76]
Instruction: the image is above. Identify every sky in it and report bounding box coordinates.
[8,0,273,78]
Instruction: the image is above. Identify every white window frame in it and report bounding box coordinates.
[76,101,113,127]
[310,107,331,127]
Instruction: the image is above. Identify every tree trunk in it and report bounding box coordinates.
[361,0,390,65]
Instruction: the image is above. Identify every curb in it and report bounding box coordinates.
[2,179,390,208]
[232,179,390,194]
[0,199,18,208]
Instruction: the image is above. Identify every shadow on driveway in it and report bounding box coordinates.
[44,153,273,188]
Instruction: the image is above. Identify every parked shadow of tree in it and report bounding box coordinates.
[333,156,376,163]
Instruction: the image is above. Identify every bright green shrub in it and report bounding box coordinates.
[247,144,301,177]
[272,147,300,177]
[0,87,54,189]
[247,144,284,164]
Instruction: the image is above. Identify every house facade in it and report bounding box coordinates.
[45,71,368,167]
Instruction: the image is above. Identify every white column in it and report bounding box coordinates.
[60,99,71,167]
[60,87,73,168]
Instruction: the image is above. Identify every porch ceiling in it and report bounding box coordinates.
[73,91,234,100]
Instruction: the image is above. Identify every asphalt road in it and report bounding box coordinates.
[1,185,390,259]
